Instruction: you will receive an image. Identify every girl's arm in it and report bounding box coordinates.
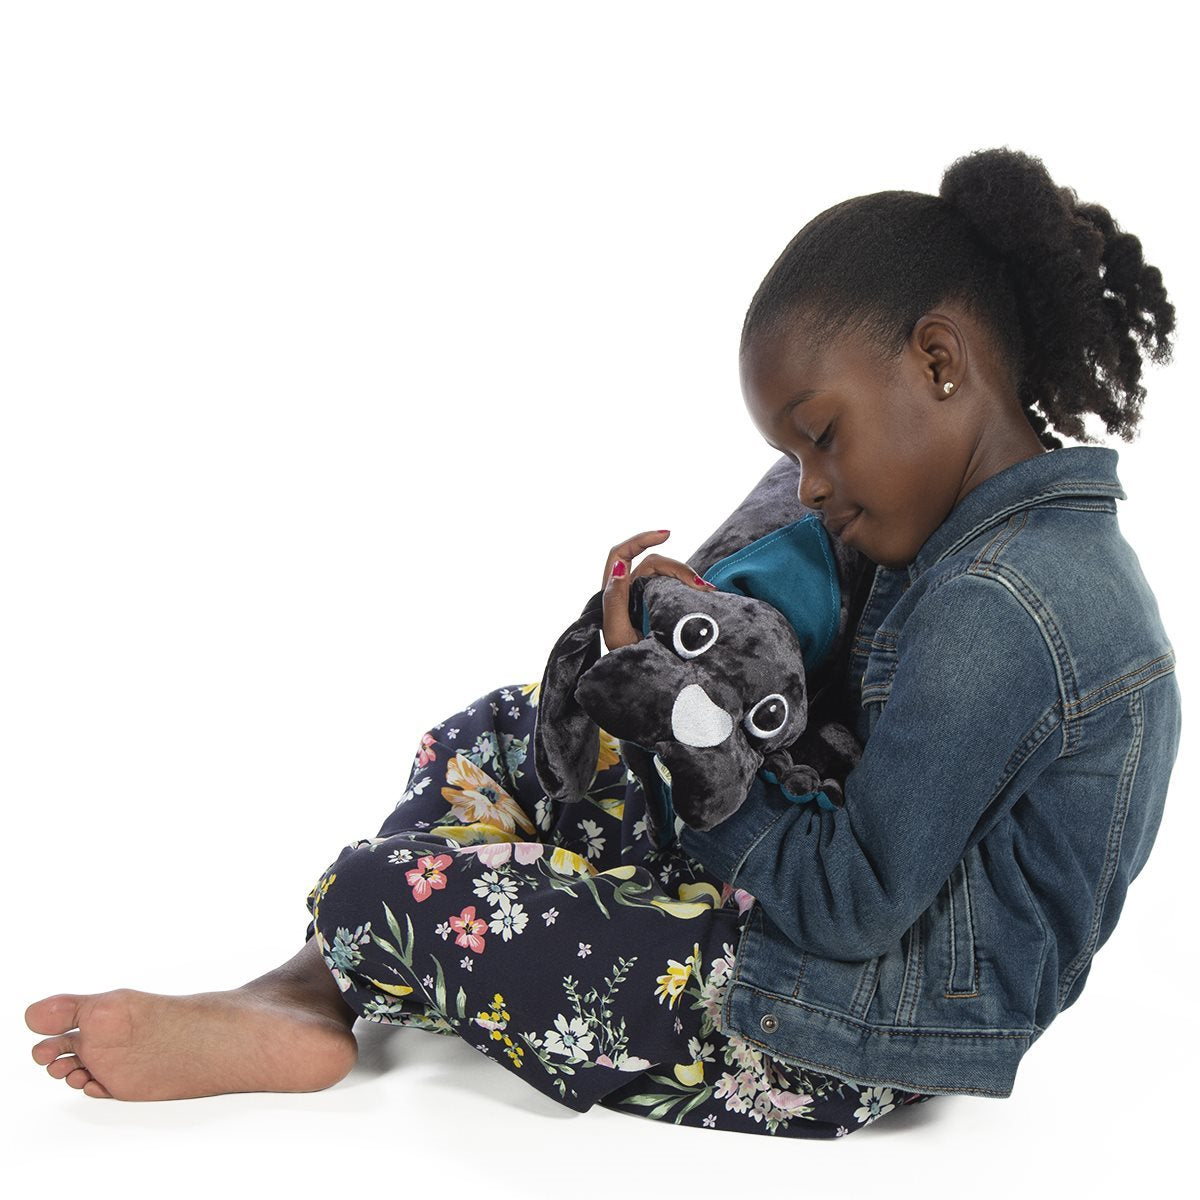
[678,572,1063,961]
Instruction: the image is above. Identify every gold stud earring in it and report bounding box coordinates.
[943,381,955,393]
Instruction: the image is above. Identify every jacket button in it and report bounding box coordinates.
[759,1013,779,1034]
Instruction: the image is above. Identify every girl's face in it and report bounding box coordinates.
[739,320,980,570]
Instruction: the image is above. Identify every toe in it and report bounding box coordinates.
[32,1033,78,1066]
[32,1032,78,1065]
[83,1079,113,1099]
[65,1066,92,1090]
[47,1054,85,1079]
[25,994,83,1035]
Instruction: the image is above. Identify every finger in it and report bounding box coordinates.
[602,529,672,593]
[601,555,640,652]
[629,553,718,592]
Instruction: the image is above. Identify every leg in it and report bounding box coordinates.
[24,932,361,1102]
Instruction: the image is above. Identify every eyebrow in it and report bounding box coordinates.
[784,389,822,413]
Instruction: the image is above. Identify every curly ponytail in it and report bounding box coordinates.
[741,147,1176,449]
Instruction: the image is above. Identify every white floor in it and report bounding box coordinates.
[8,878,1186,1200]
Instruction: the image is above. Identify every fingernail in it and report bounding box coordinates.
[657,529,670,534]
[612,560,627,578]
[694,574,716,588]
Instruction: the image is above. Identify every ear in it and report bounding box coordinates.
[533,588,606,804]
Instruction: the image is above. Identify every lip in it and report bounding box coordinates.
[828,511,862,540]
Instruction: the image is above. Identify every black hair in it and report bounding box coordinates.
[741,147,1176,449]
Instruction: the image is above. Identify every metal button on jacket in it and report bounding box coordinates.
[760,1013,779,1033]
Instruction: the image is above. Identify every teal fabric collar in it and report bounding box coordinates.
[695,513,841,676]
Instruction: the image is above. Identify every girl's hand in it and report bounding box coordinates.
[601,530,717,652]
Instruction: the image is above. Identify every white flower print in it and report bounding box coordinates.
[466,706,476,715]
[400,775,433,805]
[387,847,414,865]
[577,817,605,859]
[489,894,529,941]
[499,688,514,702]
[434,920,452,940]
[535,796,552,829]
[543,1013,594,1062]
[471,869,519,905]
[423,974,434,988]
[702,1114,716,1127]
[460,957,474,971]
[836,1126,849,1137]
[489,702,499,714]
[578,942,592,958]
[543,907,558,925]
[854,1086,896,1125]
[447,727,460,739]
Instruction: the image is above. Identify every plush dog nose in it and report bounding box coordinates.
[671,683,733,748]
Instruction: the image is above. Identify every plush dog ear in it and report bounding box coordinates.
[533,588,606,804]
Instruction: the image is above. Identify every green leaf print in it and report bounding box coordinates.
[431,952,448,1014]
[456,985,468,1019]
[382,902,416,968]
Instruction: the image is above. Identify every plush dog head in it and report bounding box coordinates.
[534,499,865,838]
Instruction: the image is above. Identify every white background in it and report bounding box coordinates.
[3,2,1195,1197]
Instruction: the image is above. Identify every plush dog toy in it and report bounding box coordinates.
[533,455,874,844]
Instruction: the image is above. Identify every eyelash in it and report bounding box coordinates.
[814,423,834,449]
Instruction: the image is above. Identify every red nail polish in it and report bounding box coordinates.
[657,529,670,534]
[612,560,627,578]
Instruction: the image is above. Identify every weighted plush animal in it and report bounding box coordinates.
[533,455,875,844]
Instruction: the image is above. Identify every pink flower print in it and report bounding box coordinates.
[406,852,453,901]
[449,905,489,952]
[416,732,438,767]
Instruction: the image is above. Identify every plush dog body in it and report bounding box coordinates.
[533,455,874,844]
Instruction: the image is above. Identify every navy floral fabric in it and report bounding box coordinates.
[305,680,935,1137]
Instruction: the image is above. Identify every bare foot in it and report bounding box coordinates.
[26,953,360,1101]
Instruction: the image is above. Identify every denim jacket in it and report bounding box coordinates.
[678,446,1183,1098]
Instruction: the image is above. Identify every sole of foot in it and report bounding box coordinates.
[25,985,359,1101]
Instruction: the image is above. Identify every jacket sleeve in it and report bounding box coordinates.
[677,572,1064,961]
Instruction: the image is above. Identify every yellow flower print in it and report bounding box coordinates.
[649,881,721,918]
[427,823,525,846]
[366,977,415,998]
[655,942,702,1009]
[520,681,541,707]
[503,1036,525,1067]
[595,728,622,773]
[673,1059,705,1086]
[307,872,336,924]
[595,864,638,880]
[677,882,722,907]
[441,752,536,836]
[548,845,598,877]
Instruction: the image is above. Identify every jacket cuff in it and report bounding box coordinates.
[677,774,795,884]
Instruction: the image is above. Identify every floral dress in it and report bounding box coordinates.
[305,680,935,1137]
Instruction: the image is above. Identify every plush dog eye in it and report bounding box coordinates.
[744,693,788,738]
[672,612,718,658]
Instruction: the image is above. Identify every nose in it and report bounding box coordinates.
[796,467,829,512]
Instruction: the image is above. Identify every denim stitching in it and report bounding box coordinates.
[944,859,980,998]
[1057,686,1143,1006]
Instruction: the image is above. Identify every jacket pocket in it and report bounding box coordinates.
[943,859,980,998]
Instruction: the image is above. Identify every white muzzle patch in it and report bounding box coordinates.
[671,683,733,748]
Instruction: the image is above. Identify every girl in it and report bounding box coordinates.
[24,147,1180,1138]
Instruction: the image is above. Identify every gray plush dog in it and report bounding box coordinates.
[533,455,875,844]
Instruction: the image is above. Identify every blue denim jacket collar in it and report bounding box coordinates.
[904,445,1127,584]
